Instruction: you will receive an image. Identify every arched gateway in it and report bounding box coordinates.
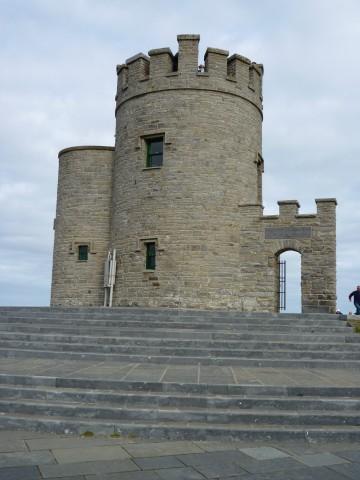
[51,35,337,313]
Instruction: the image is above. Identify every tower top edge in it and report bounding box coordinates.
[58,146,115,158]
[177,34,200,41]
[148,47,173,57]
[125,52,149,65]
[205,47,229,58]
[228,53,251,64]
[115,34,263,110]
[315,198,338,205]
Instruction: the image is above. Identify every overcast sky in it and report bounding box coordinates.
[0,0,359,313]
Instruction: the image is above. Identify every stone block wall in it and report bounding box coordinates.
[111,34,264,308]
[237,199,337,313]
[51,146,114,306]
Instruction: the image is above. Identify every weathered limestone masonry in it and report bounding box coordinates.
[51,34,337,313]
[238,200,336,312]
[51,147,114,306]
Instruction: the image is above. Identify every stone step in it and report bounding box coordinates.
[0,339,359,360]
[0,331,358,351]
[0,307,357,442]
[1,398,360,426]
[0,324,357,343]
[0,321,351,336]
[1,413,360,442]
[0,306,340,320]
[0,313,345,326]
[1,384,360,411]
[1,346,360,368]
[2,374,359,397]
[0,319,350,334]
[0,309,346,319]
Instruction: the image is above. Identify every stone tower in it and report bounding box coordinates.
[51,34,337,313]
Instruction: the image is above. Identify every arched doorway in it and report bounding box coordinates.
[276,250,302,313]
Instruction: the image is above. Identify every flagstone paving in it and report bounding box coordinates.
[2,357,360,386]
[1,429,360,479]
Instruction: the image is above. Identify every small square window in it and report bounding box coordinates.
[78,245,89,261]
[146,137,163,168]
[146,242,156,270]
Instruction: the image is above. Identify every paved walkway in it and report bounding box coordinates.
[2,357,360,478]
[1,429,360,479]
[2,357,360,386]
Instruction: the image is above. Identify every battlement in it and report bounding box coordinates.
[261,198,337,223]
[115,34,263,113]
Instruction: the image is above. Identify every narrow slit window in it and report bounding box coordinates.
[146,137,163,168]
[146,242,156,270]
[78,245,89,261]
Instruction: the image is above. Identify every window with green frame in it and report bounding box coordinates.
[146,137,163,168]
[146,242,156,270]
[78,245,89,261]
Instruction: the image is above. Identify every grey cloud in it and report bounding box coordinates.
[0,0,359,313]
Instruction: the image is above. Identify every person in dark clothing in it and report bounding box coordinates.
[349,286,360,315]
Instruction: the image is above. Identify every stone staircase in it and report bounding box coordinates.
[0,306,359,441]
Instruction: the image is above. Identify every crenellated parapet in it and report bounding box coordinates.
[258,198,337,313]
[261,198,337,224]
[236,198,337,313]
[115,34,263,115]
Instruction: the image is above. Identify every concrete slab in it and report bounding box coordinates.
[259,368,320,386]
[94,471,160,480]
[0,359,24,367]
[0,439,27,453]
[199,366,235,384]
[276,441,352,456]
[193,441,249,452]
[67,363,135,379]
[0,429,54,440]
[235,456,304,474]
[177,450,252,478]
[242,466,354,480]
[177,450,243,466]
[0,450,55,468]
[244,369,300,387]
[328,462,360,479]
[239,447,289,460]
[155,467,206,480]
[334,449,360,462]
[217,476,251,480]
[27,436,126,451]
[124,365,167,382]
[229,367,263,385]
[133,455,184,470]
[50,477,87,480]
[296,452,349,467]
[162,366,198,383]
[123,441,203,458]
[40,361,105,376]
[0,465,41,479]
[193,461,248,478]
[52,445,130,464]
[60,477,89,480]
[40,458,138,478]
[313,368,360,386]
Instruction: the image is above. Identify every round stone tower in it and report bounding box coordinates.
[51,34,337,313]
[111,34,264,308]
[51,146,114,306]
